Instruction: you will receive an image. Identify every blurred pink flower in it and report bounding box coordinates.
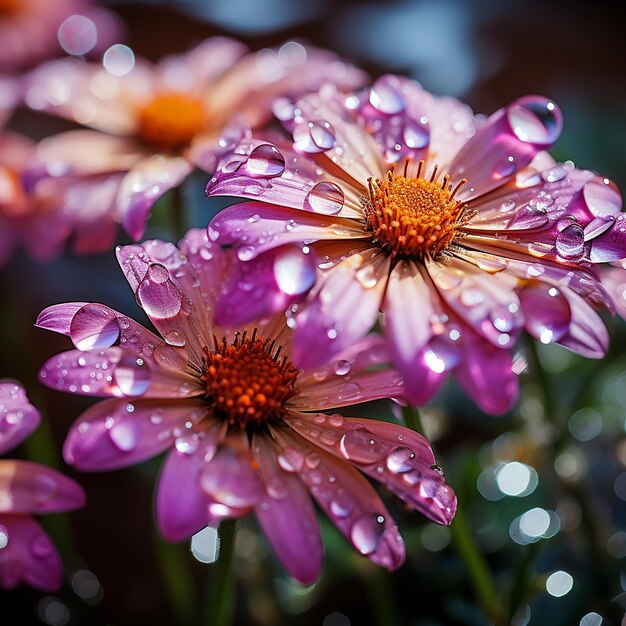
[0,381,85,591]
[24,39,366,242]
[205,76,625,414]
[36,228,456,584]
[0,0,120,73]
[0,131,119,264]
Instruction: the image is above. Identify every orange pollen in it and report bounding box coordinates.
[363,160,471,260]
[0,0,20,16]
[200,329,299,429]
[136,93,207,150]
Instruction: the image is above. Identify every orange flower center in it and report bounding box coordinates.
[136,93,207,150]
[0,0,20,16]
[364,160,470,260]
[201,330,299,428]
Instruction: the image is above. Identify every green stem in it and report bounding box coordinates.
[402,404,505,626]
[365,567,402,626]
[207,519,237,626]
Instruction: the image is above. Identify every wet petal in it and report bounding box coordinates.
[557,289,609,358]
[207,201,365,260]
[287,414,456,526]
[273,425,405,571]
[200,432,263,510]
[215,244,317,328]
[601,266,626,320]
[0,515,62,592]
[63,398,207,471]
[454,331,518,415]
[156,420,225,541]
[291,250,390,369]
[0,460,85,514]
[0,382,41,456]
[117,155,193,240]
[252,433,322,585]
[450,96,563,200]
[588,212,626,262]
[383,260,434,370]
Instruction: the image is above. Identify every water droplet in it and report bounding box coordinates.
[460,288,485,306]
[164,329,187,347]
[267,477,288,499]
[490,305,517,332]
[339,428,382,464]
[109,420,139,452]
[519,281,571,344]
[542,165,568,183]
[430,464,444,475]
[556,223,584,260]
[403,118,429,149]
[369,77,405,114]
[386,447,416,474]
[355,263,379,289]
[112,353,151,396]
[70,304,120,351]
[237,245,256,261]
[175,434,199,455]
[350,513,386,555]
[293,120,336,153]
[329,493,354,519]
[507,96,562,146]
[507,204,549,230]
[583,177,622,217]
[304,181,344,215]
[244,144,285,178]
[277,447,304,473]
[334,360,351,376]
[273,246,316,296]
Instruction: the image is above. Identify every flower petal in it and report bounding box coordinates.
[450,96,563,201]
[215,244,317,328]
[0,460,85,514]
[251,433,322,585]
[0,515,62,592]
[291,250,390,369]
[156,419,225,542]
[272,425,405,571]
[0,382,41,456]
[63,398,207,471]
[117,155,193,240]
[287,413,456,526]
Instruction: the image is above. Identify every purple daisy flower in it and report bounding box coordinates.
[205,75,625,414]
[23,39,366,242]
[0,381,85,591]
[36,228,456,584]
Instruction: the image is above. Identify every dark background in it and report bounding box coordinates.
[2,1,626,625]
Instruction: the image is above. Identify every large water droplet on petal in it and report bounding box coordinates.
[293,120,336,153]
[273,246,317,296]
[555,223,584,260]
[350,513,386,555]
[369,77,405,114]
[519,281,571,344]
[164,329,187,347]
[339,427,383,464]
[386,447,416,474]
[137,266,185,320]
[112,353,151,396]
[403,118,430,149]
[109,420,139,452]
[304,181,344,215]
[583,177,622,217]
[329,493,354,519]
[277,447,304,473]
[244,144,285,178]
[506,96,562,146]
[70,304,121,351]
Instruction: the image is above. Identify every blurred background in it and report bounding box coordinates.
[1,1,626,625]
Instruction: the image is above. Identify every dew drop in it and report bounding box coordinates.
[175,434,199,455]
[583,177,622,217]
[334,360,351,376]
[273,246,316,296]
[369,77,405,114]
[112,353,151,396]
[507,96,562,146]
[386,447,416,474]
[164,329,187,347]
[402,118,430,149]
[555,223,584,260]
[244,144,285,178]
[70,304,120,351]
[109,420,139,452]
[304,181,344,215]
[339,428,382,464]
[350,513,386,555]
[519,281,571,344]
[277,447,304,473]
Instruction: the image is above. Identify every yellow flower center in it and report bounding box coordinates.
[364,160,469,260]
[201,330,299,428]
[136,93,207,151]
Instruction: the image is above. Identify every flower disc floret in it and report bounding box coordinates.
[137,93,206,150]
[201,329,299,428]
[364,160,469,260]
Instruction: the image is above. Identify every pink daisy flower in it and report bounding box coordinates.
[36,228,456,584]
[0,130,120,264]
[23,38,366,241]
[0,0,119,73]
[204,75,625,414]
[0,381,85,591]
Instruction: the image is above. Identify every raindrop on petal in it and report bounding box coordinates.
[350,513,386,555]
[244,144,285,178]
[507,96,562,146]
[304,181,344,215]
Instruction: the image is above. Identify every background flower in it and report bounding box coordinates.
[0,381,85,591]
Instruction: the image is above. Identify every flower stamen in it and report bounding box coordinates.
[201,328,299,428]
[363,159,471,260]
